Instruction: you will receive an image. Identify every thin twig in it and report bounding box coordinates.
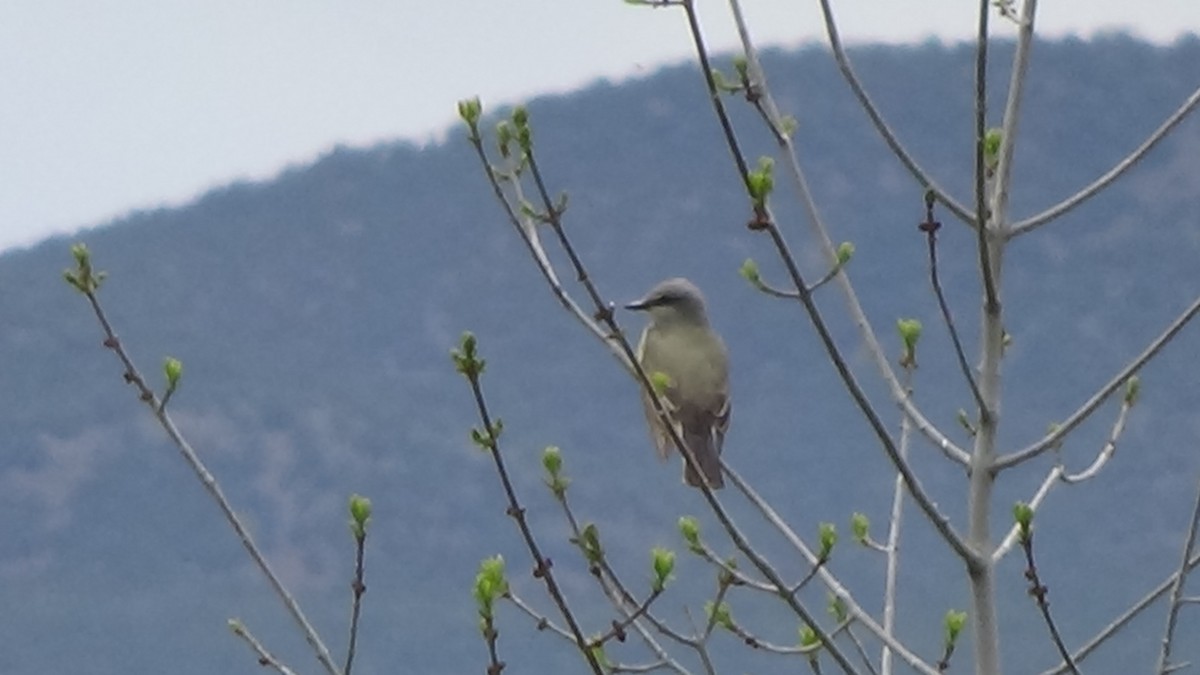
[813,0,975,227]
[692,541,773,593]
[989,0,1039,236]
[726,616,855,656]
[746,260,844,299]
[507,592,574,641]
[972,0,999,319]
[554,494,699,665]
[230,620,300,675]
[457,362,605,675]
[720,0,977,566]
[1019,530,1082,674]
[343,529,367,675]
[845,623,881,675]
[592,588,664,648]
[996,294,1200,471]
[1060,397,1133,484]
[726,0,972,469]
[1156,476,1200,675]
[1039,549,1200,674]
[1012,85,1200,237]
[74,287,341,675]
[921,198,986,412]
[724,466,942,675]
[480,609,504,675]
[992,465,1063,562]
[465,131,633,374]
[996,394,1135,562]
[880,367,914,675]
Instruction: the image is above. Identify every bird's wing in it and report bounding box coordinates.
[712,393,731,456]
[641,388,680,461]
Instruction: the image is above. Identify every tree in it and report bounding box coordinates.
[451,1,1200,674]
[61,2,1200,674]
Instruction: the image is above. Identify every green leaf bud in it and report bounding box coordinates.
[349,494,372,528]
[678,516,701,551]
[746,156,775,207]
[163,356,183,390]
[542,446,563,476]
[739,258,761,285]
[1124,375,1140,405]
[984,128,1003,170]
[732,55,749,81]
[457,97,482,127]
[827,593,848,623]
[818,522,837,560]
[589,643,609,669]
[850,512,869,544]
[473,555,508,619]
[495,120,513,158]
[706,601,733,630]
[511,105,528,129]
[897,318,922,352]
[580,523,603,564]
[1013,501,1034,542]
[651,547,675,592]
[798,624,819,649]
[836,241,855,266]
[451,332,485,378]
[944,609,967,648]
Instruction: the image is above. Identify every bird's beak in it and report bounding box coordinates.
[625,298,649,311]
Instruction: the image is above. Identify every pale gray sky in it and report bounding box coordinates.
[2,1,1196,251]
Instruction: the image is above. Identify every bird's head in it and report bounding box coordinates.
[625,277,710,326]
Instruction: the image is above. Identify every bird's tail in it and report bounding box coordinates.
[682,429,724,489]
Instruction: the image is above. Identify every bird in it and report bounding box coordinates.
[625,277,730,489]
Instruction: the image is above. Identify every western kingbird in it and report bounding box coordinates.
[626,278,730,489]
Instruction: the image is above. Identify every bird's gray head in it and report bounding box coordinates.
[625,277,710,325]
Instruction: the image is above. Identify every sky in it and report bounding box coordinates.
[2,1,1196,252]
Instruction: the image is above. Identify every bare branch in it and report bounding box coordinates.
[1060,396,1133,484]
[507,592,576,642]
[972,0,999,320]
[921,199,986,412]
[230,620,299,675]
[465,130,634,374]
[728,0,971,468]
[1040,549,1200,674]
[996,294,1200,471]
[990,0,1039,232]
[1019,529,1082,674]
[1012,85,1200,237]
[880,369,914,675]
[963,4,1006,674]
[1156,477,1200,675]
[343,523,368,675]
[724,466,943,675]
[721,0,977,566]
[454,338,605,674]
[993,465,1063,562]
[71,281,341,675]
[997,392,1134,561]
[813,0,975,226]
